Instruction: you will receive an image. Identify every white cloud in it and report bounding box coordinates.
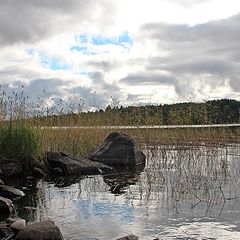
[0,0,240,108]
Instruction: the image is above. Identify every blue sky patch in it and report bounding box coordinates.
[26,48,70,71]
[71,32,133,55]
[70,46,97,55]
[26,48,34,56]
[40,54,70,70]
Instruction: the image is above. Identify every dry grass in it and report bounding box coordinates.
[38,126,240,157]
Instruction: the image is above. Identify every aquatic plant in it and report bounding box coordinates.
[0,121,42,171]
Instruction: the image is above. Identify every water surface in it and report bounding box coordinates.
[12,143,240,239]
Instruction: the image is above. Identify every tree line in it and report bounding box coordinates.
[42,99,240,126]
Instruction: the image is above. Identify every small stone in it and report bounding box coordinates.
[10,219,26,233]
[6,217,19,225]
[15,221,64,240]
[0,185,25,200]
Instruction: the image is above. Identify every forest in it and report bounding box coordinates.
[43,99,240,126]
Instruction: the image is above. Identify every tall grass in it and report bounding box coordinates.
[0,87,239,174]
[0,121,42,171]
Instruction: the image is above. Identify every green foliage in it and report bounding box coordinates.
[41,99,240,126]
[0,122,42,171]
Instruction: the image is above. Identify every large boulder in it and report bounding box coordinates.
[15,221,64,240]
[89,132,146,167]
[47,152,113,176]
[0,185,25,200]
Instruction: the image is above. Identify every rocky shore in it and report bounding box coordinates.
[0,132,152,240]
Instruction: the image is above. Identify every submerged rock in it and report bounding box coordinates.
[89,132,146,167]
[15,221,64,240]
[0,185,25,200]
[47,152,113,176]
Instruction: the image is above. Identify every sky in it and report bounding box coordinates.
[0,0,240,110]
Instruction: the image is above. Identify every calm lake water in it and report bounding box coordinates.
[11,143,240,239]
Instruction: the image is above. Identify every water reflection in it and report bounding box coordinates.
[8,144,240,239]
[103,166,144,195]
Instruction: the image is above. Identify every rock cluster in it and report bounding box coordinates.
[0,132,148,240]
[47,132,146,176]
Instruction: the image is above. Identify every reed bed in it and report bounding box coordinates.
[38,126,240,157]
[0,88,240,213]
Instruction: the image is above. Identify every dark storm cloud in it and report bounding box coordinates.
[139,13,240,97]
[0,77,117,111]
[0,78,68,100]
[69,86,107,108]
[120,73,175,85]
[24,78,68,98]
[0,0,110,46]
[89,71,120,92]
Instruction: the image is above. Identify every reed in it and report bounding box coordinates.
[0,121,42,171]
[0,87,239,176]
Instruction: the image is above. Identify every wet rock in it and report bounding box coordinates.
[0,162,22,177]
[32,167,46,179]
[6,217,18,225]
[0,179,4,185]
[0,197,13,215]
[10,219,26,233]
[47,152,113,175]
[0,227,15,240]
[116,235,139,240]
[15,221,64,240]
[89,132,146,167]
[0,185,25,200]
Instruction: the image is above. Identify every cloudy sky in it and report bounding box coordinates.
[1,0,240,109]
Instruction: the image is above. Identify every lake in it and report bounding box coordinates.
[11,142,240,239]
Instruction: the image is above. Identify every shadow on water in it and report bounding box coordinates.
[103,165,145,195]
[46,163,145,193]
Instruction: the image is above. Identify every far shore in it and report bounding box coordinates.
[39,123,240,129]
